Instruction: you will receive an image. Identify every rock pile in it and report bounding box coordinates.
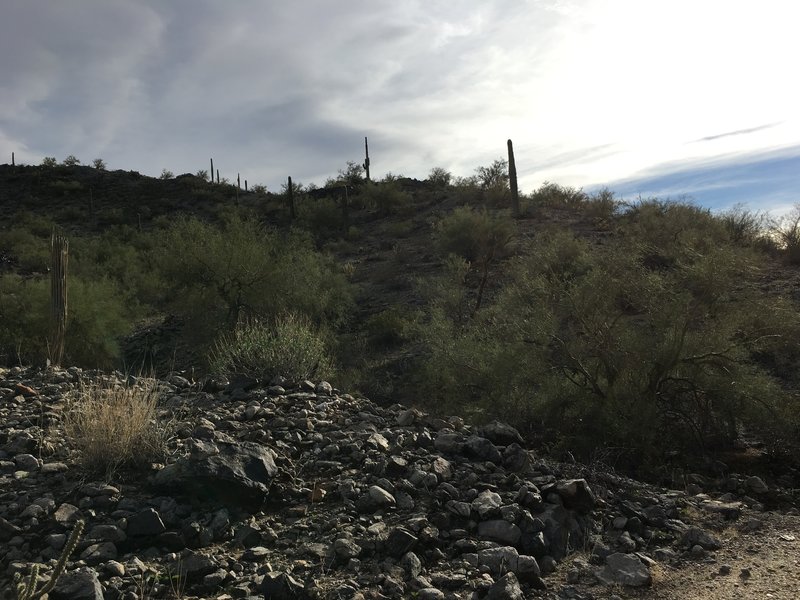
[0,366,777,599]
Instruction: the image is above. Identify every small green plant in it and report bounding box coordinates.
[14,519,84,600]
[209,313,333,383]
[40,157,58,168]
[195,169,209,181]
[92,158,106,170]
[160,169,174,180]
[62,155,81,167]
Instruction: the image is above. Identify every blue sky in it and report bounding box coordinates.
[1,0,798,214]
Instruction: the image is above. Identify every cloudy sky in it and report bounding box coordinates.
[2,0,798,212]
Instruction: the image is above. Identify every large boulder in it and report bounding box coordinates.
[150,440,278,510]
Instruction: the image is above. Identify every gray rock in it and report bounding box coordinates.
[465,435,503,464]
[80,541,118,565]
[401,551,423,578]
[430,457,453,481]
[259,571,307,599]
[479,421,524,446]
[49,567,104,600]
[150,440,278,510]
[368,485,396,508]
[127,508,166,537]
[434,432,463,454]
[478,546,519,574]
[386,527,418,558]
[478,520,523,545]
[334,537,361,559]
[486,572,524,600]
[472,490,502,519]
[417,589,445,600]
[555,479,596,512]
[681,527,721,550]
[745,476,768,494]
[53,503,81,526]
[14,453,40,471]
[595,553,652,587]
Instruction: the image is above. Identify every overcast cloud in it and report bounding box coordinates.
[1,0,798,211]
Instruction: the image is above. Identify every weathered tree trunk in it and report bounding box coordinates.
[50,231,69,366]
[508,139,520,217]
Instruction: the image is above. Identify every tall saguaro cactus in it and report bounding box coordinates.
[363,137,371,181]
[287,176,296,220]
[507,139,520,217]
[210,158,214,183]
[50,231,69,367]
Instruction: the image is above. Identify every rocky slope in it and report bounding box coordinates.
[0,366,795,599]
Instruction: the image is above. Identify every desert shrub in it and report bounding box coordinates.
[717,204,769,246]
[772,205,800,264]
[381,172,404,183]
[428,167,452,187]
[251,184,268,195]
[529,182,588,208]
[92,158,107,170]
[437,206,514,263]
[159,169,174,180]
[62,155,81,166]
[475,159,508,189]
[64,378,170,476]
[0,227,50,272]
[358,182,413,216]
[336,161,366,186]
[364,307,415,348]
[154,214,353,348]
[41,156,58,167]
[417,215,799,466]
[209,313,332,383]
[50,180,83,193]
[582,188,619,225]
[297,196,345,239]
[0,274,135,367]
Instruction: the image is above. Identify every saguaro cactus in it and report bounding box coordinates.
[210,158,214,183]
[363,137,371,181]
[50,231,68,367]
[507,139,520,217]
[11,152,15,166]
[14,520,84,600]
[287,176,296,220]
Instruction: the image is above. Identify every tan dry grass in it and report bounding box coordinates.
[63,378,170,477]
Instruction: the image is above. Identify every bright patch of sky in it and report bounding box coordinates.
[1,0,797,212]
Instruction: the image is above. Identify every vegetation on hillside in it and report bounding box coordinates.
[0,159,799,472]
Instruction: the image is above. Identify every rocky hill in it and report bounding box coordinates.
[2,366,798,599]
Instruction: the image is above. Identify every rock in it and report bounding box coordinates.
[478,520,523,545]
[50,567,104,600]
[80,542,118,564]
[464,435,503,464]
[386,527,418,558]
[479,421,524,446]
[367,485,396,508]
[150,440,277,510]
[430,457,453,481]
[434,432,463,454]
[471,490,502,519]
[53,503,81,526]
[681,527,721,550]
[417,589,445,600]
[259,571,307,599]
[555,479,596,512]
[478,546,520,574]
[14,453,39,471]
[595,553,652,587]
[334,537,361,559]
[486,572,524,600]
[745,476,768,494]
[316,381,333,395]
[127,508,167,537]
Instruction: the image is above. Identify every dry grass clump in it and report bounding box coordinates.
[63,378,170,477]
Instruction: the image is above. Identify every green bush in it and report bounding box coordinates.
[417,204,800,465]
[297,196,345,239]
[0,274,135,367]
[154,214,353,349]
[437,206,514,263]
[529,182,588,208]
[209,313,333,383]
[358,182,413,216]
[428,167,452,187]
[365,307,414,348]
[0,227,50,272]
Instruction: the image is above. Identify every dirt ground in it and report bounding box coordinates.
[555,510,800,600]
